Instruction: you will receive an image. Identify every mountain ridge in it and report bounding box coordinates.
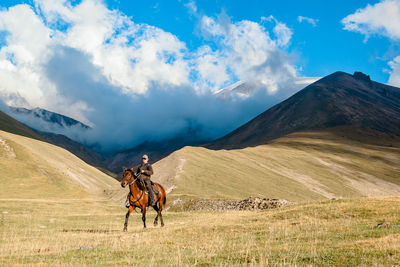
[9,106,90,129]
[0,110,44,141]
[2,71,400,180]
[207,71,400,149]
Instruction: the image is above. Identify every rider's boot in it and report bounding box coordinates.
[148,187,156,206]
[125,193,130,208]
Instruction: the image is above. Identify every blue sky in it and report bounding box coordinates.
[108,0,392,83]
[115,0,395,84]
[1,0,395,83]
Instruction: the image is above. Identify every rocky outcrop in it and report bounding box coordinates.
[179,197,291,211]
[353,71,371,82]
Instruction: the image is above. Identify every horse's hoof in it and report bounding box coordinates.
[161,223,164,227]
[123,229,127,232]
[154,222,158,226]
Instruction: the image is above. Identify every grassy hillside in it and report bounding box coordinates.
[38,131,109,173]
[0,110,43,140]
[0,197,399,265]
[153,126,400,203]
[0,130,121,200]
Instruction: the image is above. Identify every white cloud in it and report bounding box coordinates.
[261,15,293,46]
[38,0,190,95]
[0,0,315,150]
[342,0,400,87]
[0,4,55,113]
[184,0,197,15]
[342,0,400,40]
[297,16,318,27]
[0,0,191,120]
[273,22,293,47]
[196,14,296,93]
[388,56,400,85]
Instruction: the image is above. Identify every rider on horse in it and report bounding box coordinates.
[125,154,157,207]
[121,157,166,229]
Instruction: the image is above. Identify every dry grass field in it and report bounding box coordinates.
[1,197,400,266]
[1,126,400,265]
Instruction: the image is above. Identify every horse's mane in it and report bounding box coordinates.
[126,168,135,175]
[125,168,145,190]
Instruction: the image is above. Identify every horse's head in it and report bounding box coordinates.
[121,168,135,188]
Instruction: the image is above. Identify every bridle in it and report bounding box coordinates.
[127,172,138,186]
[124,170,144,208]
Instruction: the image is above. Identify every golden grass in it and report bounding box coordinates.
[1,197,400,266]
[1,124,400,265]
[157,127,400,203]
[0,130,120,200]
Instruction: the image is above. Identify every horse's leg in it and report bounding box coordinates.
[142,206,147,228]
[153,204,159,226]
[123,206,134,232]
[159,196,165,227]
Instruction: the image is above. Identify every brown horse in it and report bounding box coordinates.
[121,168,166,230]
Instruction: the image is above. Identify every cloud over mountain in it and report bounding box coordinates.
[0,0,314,151]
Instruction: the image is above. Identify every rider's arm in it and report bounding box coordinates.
[143,164,153,176]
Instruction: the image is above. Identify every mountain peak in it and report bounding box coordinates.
[207,71,400,149]
[353,71,371,82]
[313,71,372,83]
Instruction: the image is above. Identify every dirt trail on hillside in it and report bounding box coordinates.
[316,158,400,196]
[0,137,16,158]
[153,152,185,193]
[247,157,338,199]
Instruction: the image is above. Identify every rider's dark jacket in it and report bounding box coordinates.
[136,163,153,178]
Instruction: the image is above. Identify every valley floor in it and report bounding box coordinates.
[1,197,399,266]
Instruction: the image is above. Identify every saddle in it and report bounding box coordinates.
[136,174,159,195]
[151,181,160,195]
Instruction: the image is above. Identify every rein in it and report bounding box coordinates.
[127,172,144,208]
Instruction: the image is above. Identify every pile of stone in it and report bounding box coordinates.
[234,197,291,210]
[184,197,291,211]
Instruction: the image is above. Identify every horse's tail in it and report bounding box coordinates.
[156,182,166,206]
